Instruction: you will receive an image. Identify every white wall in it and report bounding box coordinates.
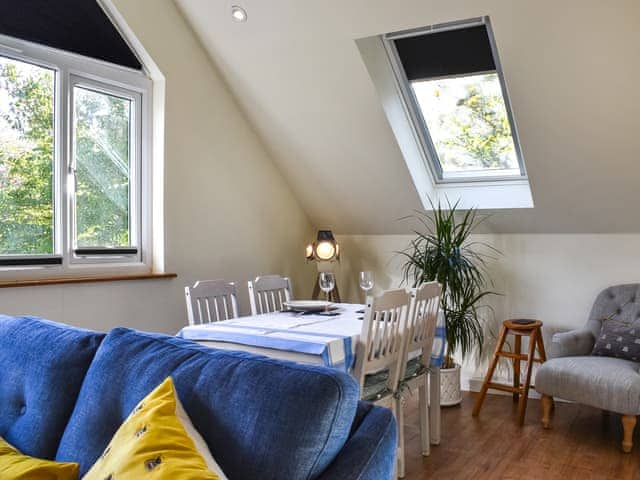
[175,0,640,235]
[334,233,640,384]
[0,0,316,334]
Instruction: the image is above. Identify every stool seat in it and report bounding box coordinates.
[472,319,548,425]
[503,319,543,331]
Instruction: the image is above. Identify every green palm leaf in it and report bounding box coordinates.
[399,198,498,368]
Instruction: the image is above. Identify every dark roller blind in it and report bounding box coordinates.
[394,25,495,81]
[0,0,142,70]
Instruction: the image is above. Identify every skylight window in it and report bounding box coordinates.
[384,18,525,182]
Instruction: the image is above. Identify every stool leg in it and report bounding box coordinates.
[517,329,537,425]
[512,335,521,403]
[473,325,508,417]
[535,329,548,362]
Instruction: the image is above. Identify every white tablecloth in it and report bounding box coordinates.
[177,303,446,372]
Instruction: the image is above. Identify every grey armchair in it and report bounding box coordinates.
[535,284,640,453]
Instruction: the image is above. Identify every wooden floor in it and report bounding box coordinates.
[403,392,640,479]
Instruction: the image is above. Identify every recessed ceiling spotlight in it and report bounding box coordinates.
[231,5,247,22]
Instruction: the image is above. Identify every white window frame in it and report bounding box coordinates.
[382,16,527,184]
[0,33,153,278]
[356,17,534,210]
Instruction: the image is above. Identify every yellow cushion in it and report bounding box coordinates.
[0,437,79,480]
[83,377,221,480]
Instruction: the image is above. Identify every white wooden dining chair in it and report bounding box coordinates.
[184,280,239,325]
[353,288,411,479]
[395,281,441,477]
[247,275,293,315]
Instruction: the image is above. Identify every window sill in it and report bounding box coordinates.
[0,272,177,289]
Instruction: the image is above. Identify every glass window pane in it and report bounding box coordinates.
[0,56,55,255]
[411,73,520,178]
[73,86,132,248]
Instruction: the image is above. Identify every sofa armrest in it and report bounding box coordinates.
[550,328,595,358]
[316,402,397,480]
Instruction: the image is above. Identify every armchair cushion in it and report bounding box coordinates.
[592,320,640,362]
[535,356,640,415]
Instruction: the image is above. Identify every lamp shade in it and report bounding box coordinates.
[306,230,339,262]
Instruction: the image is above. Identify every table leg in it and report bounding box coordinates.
[429,367,441,445]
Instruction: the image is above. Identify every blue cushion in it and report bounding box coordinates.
[0,315,104,459]
[56,327,360,479]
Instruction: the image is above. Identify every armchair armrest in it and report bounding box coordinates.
[316,402,397,480]
[550,328,595,358]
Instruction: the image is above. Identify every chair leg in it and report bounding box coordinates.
[622,415,636,453]
[419,375,430,456]
[389,401,399,479]
[473,324,509,417]
[517,329,537,426]
[541,395,553,429]
[397,397,406,478]
[429,367,441,445]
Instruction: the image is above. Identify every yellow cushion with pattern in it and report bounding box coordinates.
[83,377,223,480]
[0,437,79,480]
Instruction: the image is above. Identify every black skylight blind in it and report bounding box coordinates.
[394,25,495,81]
[0,0,142,70]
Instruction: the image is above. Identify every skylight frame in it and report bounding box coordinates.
[382,16,527,184]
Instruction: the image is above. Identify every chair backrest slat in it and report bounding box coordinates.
[400,282,442,379]
[184,280,239,325]
[248,275,293,315]
[353,288,412,396]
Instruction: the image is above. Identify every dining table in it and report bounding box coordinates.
[177,302,445,445]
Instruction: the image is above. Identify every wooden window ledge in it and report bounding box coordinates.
[0,273,177,289]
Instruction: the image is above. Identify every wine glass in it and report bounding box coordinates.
[359,271,374,300]
[319,272,335,311]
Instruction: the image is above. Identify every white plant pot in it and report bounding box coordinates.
[440,364,462,406]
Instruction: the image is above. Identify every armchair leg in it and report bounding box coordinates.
[541,395,553,429]
[621,415,636,453]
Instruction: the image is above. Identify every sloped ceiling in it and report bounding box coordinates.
[175,0,640,234]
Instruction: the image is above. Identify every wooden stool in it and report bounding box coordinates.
[472,319,547,425]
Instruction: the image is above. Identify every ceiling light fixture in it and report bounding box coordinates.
[231,5,247,22]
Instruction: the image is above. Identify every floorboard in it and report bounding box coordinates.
[403,392,640,479]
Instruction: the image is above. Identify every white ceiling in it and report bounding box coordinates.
[175,0,640,233]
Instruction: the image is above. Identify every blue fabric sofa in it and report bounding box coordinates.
[0,315,396,479]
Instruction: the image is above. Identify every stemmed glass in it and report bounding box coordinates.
[357,271,374,315]
[319,272,336,312]
[359,271,374,299]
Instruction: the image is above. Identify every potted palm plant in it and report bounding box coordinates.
[400,199,496,406]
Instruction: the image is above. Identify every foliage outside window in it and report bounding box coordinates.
[0,57,55,255]
[411,73,519,178]
[73,86,132,248]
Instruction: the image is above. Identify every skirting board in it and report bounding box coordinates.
[462,374,570,403]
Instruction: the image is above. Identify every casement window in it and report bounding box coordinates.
[0,32,151,272]
[383,17,526,183]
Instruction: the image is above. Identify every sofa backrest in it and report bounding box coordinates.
[56,327,360,479]
[586,284,640,337]
[0,315,104,459]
